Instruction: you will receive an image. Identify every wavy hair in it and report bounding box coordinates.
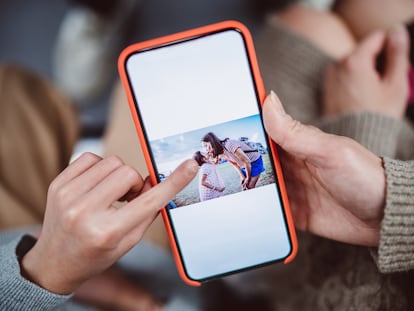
[201,132,227,158]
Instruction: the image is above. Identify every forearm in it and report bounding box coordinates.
[241,160,252,181]
[0,235,71,310]
[376,158,414,273]
[201,180,218,190]
[229,162,245,178]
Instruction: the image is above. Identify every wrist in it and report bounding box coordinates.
[372,157,386,226]
[20,243,78,295]
[357,155,385,246]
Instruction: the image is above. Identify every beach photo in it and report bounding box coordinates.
[149,114,277,208]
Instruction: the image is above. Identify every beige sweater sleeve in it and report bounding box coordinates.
[315,113,414,159]
[376,158,414,273]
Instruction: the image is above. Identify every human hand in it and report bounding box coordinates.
[263,91,386,246]
[241,177,249,190]
[21,153,197,295]
[323,25,410,119]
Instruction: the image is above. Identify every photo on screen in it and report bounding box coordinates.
[149,114,276,208]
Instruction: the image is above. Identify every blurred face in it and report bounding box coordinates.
[202,152,212,164]
[201,141,212,154]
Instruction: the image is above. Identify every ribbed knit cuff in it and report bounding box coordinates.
[0,235,71,310]
[376,158,414,273]
[316,113,403,157]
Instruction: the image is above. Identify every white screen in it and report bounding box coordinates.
[126,29,292,281]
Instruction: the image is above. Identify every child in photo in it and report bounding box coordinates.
[193,151,225,201]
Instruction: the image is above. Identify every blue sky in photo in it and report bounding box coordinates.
[150,114,267,174]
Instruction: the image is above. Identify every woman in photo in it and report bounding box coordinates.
[193,151,225,201]
[201,132,265,190]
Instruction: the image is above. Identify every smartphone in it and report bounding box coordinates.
[118,20,297,286]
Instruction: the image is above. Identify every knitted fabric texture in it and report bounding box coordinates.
[0,235,71,310]
[380,158,414,273]
[252,16,414,310]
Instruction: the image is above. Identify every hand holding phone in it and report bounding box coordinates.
[118,21,297,286]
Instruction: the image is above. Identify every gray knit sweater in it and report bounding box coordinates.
[254,16,414,310]
[380,158,414,273]
[0,234,71,310]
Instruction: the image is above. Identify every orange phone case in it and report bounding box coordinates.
[118,20,298,287]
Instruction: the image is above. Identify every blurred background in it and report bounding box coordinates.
[5,1,413,310]
[0,0,289,142]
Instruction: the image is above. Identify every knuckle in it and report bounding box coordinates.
[61,205,82,230]
[47,179,60,196]
[105,155,124,167]
[80,152,101,162]
[278,116,300,150]
[51,184,71,205]
[332,136,358,162]
[286,119,304,146]
[139,190,156,206]
[86,226,118,250]
[137,190,162,213]
[121,165,141,183]
[341,56,359,72]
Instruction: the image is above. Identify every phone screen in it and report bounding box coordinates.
[124,28,293,282]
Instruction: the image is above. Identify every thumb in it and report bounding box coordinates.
[263,91,329,161]
[383,24,410,85]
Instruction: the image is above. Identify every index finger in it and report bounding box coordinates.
[383,25,410,86]
[116,159,199,233]
[51,152,102,189]
[351,30,386,68]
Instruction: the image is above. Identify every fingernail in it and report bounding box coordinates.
[270,90,278,103]
[267,90,285,114]
[265,90,277,108]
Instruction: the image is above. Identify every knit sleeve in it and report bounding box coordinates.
[315,113,412,158]
[375,158,414,273]
[256,16,331,124]
[0,234,71,310]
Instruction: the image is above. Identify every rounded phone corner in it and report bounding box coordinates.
[117,44,134,76]
[283,235,298,264]
[178,271,203,287]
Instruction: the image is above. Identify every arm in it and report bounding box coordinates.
[318,25,414,158]
[232,148,252,189]
[225,157,245,178]
[227,158,248,189]
[201,174,224,192]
